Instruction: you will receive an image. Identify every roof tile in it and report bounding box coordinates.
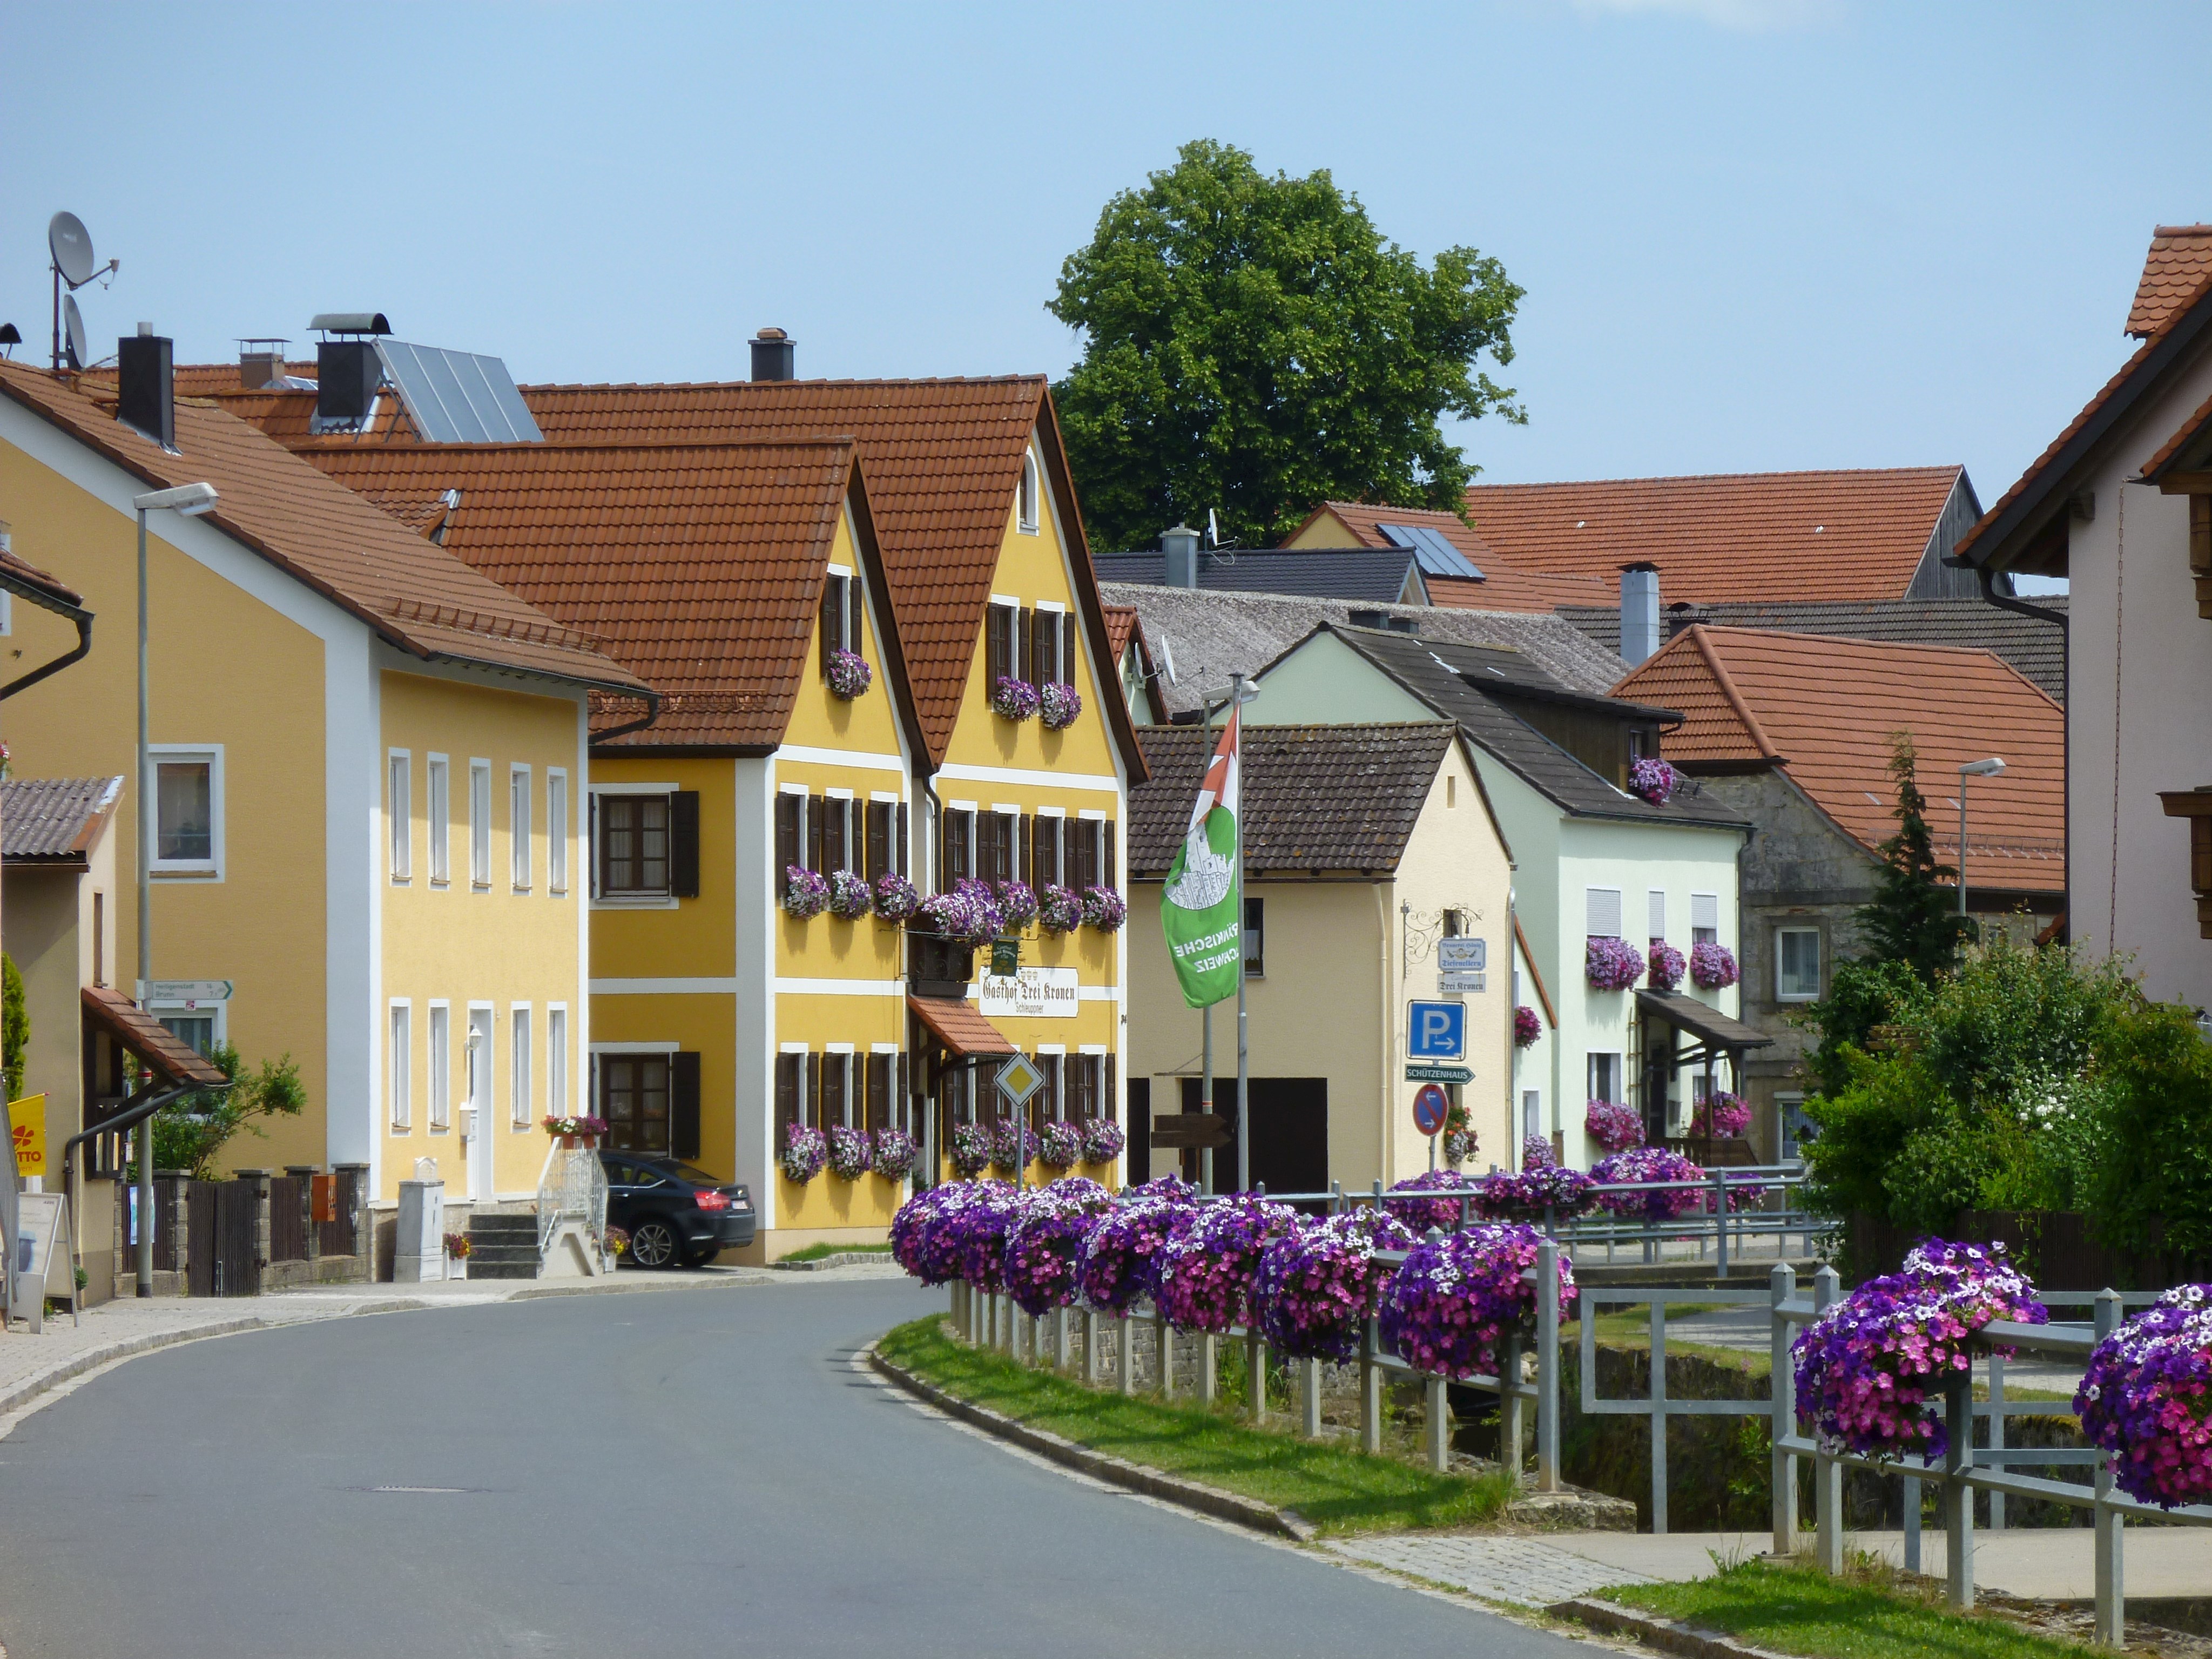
[2128,225,2212,338]
[1,775,121,860]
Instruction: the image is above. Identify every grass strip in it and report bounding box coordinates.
[1594,1557,2094,1659]
[777,1241,894,1263]
[878,1317,1516,1537]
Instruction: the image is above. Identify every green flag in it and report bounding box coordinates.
[1161,705,1242,1008]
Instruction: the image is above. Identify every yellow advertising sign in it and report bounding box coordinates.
[10,1094,47,1181]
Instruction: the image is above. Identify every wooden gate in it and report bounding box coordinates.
[213,1180,260,1297]
[186,1181,218,1298]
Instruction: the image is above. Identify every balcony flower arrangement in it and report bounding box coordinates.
[1523,1134,1556,1169]
[1074,1192,1194,1312]
[1584,1098,1644,1152]
[1443,1102,1477,1167]
[994,880,1039,929]
[917,877,1003,946]
[1080,1116,1125,1164]
[1513,1005,1542,1048]
[1591,1147,1707,1220]
[1002,1177,1111,1316]
[1037,1118,1084,1171]
[825,868,873,921]
[871,872,919,923]
[1037,884,1083,935]
[1154,1195,1298,1332]
[783,865,831,920]
[992,676,1041,723]
[1629,756,1680,806]
[1586,935,1645,992]
[1690,1091,1752,1139]
[1253,1208,1416,1362]
[949,1121,993,1178]
[780,1123,828,1184]
[825,1123,873,1181]
[1380,1223,1578,1382]
[825,647,873,701]
[1690,941,1739,989]
[1472,1164,1598,1220]
[1081,885,1127,933]
[891,1183,980,1284]
[1793,1239,2047,1461]
[1646,940,1687,992]
[988,1117,1037,1173]
[2076,1284,2212,1508]
[541,1114,608,1142]
[1382,1169,1478,1235]
[872,1127,919,1182]
[1040,682,1083,731]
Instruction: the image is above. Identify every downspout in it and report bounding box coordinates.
[1975,564,2069,939]
[0,610,94,702]
[588,689,663,748]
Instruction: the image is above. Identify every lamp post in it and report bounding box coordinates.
[1957,758,2006,922]
[130,483,217,1297]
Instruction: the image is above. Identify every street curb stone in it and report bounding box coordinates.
[1549,1596,1800,1659]
[865,1341,1318,1542]
[0,1317,271,1420]
[770,1253,895,1272]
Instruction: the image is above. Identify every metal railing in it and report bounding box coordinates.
[535,1145,608,1262]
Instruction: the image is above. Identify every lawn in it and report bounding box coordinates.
[876,1317,1518,1536]
[775,1240,893,1263]
[1594,1558,2096,1659]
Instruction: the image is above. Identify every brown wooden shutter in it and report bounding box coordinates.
[1102,819,1116,887]
[807,795,825,874]
[1017,814,1032,885]
[819,576,841,671]
[866,801,891,882]
[670,792,700,898]
[986,604,1010,686]
[670,1051,702,1160]
[775,1054,800,1137]
[805,1051,821,1134]
[1018,606,1034,687]
[1104,1053,1116,1129]
[848,576,866,660]
[1070,820,1094,888]
[897,1051,910,1135]
[775,792,800,874]
[866,1054,889,1133]
[1062,613,1078,687]
[896,801,908,878]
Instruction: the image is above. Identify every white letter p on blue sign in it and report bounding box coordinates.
[1408,1000,1465,1061]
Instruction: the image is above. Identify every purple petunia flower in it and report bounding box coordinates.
[1380,1224,1577,1381]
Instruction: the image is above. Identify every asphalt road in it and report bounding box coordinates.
[0,1278,1595,1658]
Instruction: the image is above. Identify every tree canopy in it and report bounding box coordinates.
[1048,140,1525,553]
[1853,733,1970,982]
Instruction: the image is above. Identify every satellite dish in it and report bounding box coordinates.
[1206,509,1220,549]
[49,212,95,288]
[61,294,86,371]
[1159,634,1178,686]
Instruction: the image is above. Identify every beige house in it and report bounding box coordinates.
[1125,722,1514,1193]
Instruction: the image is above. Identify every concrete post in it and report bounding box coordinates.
[1426,1375,1450,1473]
[1198,1332,1216,1405]
[157,1170,190,1286]
[1247,1332,1265,1424]
[1360,1317,1382,1455]
[2093,1290,2126,1646]
[235,1169,273,1288]
[331,1164,370,1276]
[1944,1366,1975,1609]
[1812,1266,1843,1574]
[1502,1334,1525,1486]
[1301,1355,1322,1439]
[1535,1238,1562,1492]
[1120,1312,1135,1396]
[1770,1263,1798,1555]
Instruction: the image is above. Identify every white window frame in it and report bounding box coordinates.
[547,770,569,895]
[1587,1052,1623,1104]
[387,750,412,882]
[427,755,451,887]
[1018,449,1040,535]
[1776,926,1822,1003]
[1691,891,1721,948]
[1778,1091,1810,1162]
[149,998,227,1056]
[469,759,493,890]
[1647,888,1666,943]
[1584,886,1623,940]
[510,1004,533,1127]
[428,1001,452,1131]
[509,764,532,892]
[388,1001,412,1130]
[147,744,224,878]
[466,1002,494,1139]
[547,1004,568,1120]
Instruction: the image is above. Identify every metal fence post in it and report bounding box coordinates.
[1360,1316,1382,1455]
[1502,1333,1525,1487]
[1426,1374,1450,1473]
[1770,1262,1797,1555]
[1248,1332,1266,1424]
[1944,1365,1975,1609]
[1987,1354,2006,1533]
[1650,1300,1670,1534]
[2093,1289,2125,1646]
[1301,1355,1322,1439]
[1812,1266,1843,1574]
[1712,1169,1729,1280]
[1536,1237,1561,1493]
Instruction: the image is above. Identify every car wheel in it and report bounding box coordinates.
[630,1219,682,1269]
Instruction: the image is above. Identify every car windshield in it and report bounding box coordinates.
[652,1162,732,1189]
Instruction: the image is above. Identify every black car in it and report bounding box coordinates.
[600,1154,756,1267]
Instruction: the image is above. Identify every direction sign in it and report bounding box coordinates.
[1407,999,1466,1061]
[1411,1083,1451,1137]
[1150,1112,1231,1150]
[995,1053,1046,1108]
[1405,1063,1473,1084]
[140,979,233,1006]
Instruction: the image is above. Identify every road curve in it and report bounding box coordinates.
[0,1278,1591,1657]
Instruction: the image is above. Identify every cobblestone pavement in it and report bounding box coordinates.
[1325,1534,1663,1607]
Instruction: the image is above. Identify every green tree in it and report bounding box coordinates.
[2,952,26,1101]
[1047,139,1525,552]
[1853,733,1969,982]
[148,1043,307,1179]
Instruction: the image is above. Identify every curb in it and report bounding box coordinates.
[865,1341,1317,1543]
[770,1253,896,1272]
[0,1317,272,1420]
[1549,1596,1798,1659]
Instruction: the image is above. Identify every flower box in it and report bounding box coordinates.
[1586,935,1645,991]
[1039,682,1082,731]
[780,1124,827,1184]
[825,868,872,921]
[1081,885,1126,933]
[871,872,919,923]
[1645,939,1686,992]
[1036,884,1083,935]
[1629,757,1680,806]
[992,676,1041,723]
[783,865,830,920]
[825,648,873,700]
[1689,941,1738,989]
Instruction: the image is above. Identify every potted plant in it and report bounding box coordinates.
[783,865,831,920]
[1036,884,1083,936]
[443,1230,471,1280]
[826,1123,873,1181]
[949,1121,992,1178]
[826,648,873,700]
[1628,756,1680,806]
[1039,682,1082,731]
[992,676,1041,723]
[826,869,872,921]
[780,1123,828,1184]
[1690,941,1739,989]
[1513,1004,1542,1048]
[1037,1118,1083,1171]
[541,1114,608,1150]
[994,880,1039,929]
[1080,885,1126,933]
[1646,939,1686,992]
[603,1225,629,1271]
[871,1127,919,1182]
[1586,935,1645,991]
[915,878,1003,946]
[1079,1116,1125,1165]
[871,871,919,923]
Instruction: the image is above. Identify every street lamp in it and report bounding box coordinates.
[1957,758,2006,921]
[130,482,216,1296]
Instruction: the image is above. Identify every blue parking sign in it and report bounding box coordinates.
[1407,1000,1466,1061]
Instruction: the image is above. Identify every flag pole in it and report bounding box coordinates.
[1200,691,1215,1197]
[1233,673,1249,1197]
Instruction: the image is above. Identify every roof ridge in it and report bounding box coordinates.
[386,596,605,653]
[1685,625,1782,761]
[296,434,859,457]
[1687,623,2027,664]
[518,373,1050,393]
[1466,463,1964,492]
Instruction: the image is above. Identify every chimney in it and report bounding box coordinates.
[238,339,288,389]
[1620,562,1661,665]
[117,326,174,449]
[1161,523,1201,588]
[308,313,389,430]
[750,327,795,382]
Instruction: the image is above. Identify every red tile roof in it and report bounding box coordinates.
[2128,225,2212,338]
[1460,469,1967,604]
[1614,625,2062,892]
[297,440,916,751]
[2142,385,2212,479]
[0,365,646,697]
[1102,603,1138,665]
[907,993,1016,1057]
[83,986,228,1088]
[1291,501,1613,611]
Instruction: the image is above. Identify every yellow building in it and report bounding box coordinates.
[0,354,646,1222]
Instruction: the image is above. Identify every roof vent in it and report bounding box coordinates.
[1387,613,1418,633]
[1346,608,1388,630]
[751,326,795,382]
[117,331,174,450]
[309,312,391,336]
[1161,524,1201,589]
[1620,562,1661,666]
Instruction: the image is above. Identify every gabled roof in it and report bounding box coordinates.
[1459,468,1970,603]
[1270,623,1746,830]
[1613,626,2063,893]
[1,775,122,864]
[1287,501,1611,612]
[1555,596,2069,704]
[1129,723,1461,877]
[1092,546,1426,605]
[295,439,920,753]
[0,364,646,698]
[1102,603,1139,665]
[2128,225,2212,338]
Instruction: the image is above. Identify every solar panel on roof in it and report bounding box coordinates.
[375,340,543,443]
[1377,522,1483,581]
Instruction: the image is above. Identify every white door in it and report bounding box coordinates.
[467,1007,494,1202]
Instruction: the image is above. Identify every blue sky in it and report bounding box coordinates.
[5,1,2208,542]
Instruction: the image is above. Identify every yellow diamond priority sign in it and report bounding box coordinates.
[996,1053,1046,1108]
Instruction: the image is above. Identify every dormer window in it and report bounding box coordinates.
[1018,450,1040,535]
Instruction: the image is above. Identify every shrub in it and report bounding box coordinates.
[150,1044,309,1180]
